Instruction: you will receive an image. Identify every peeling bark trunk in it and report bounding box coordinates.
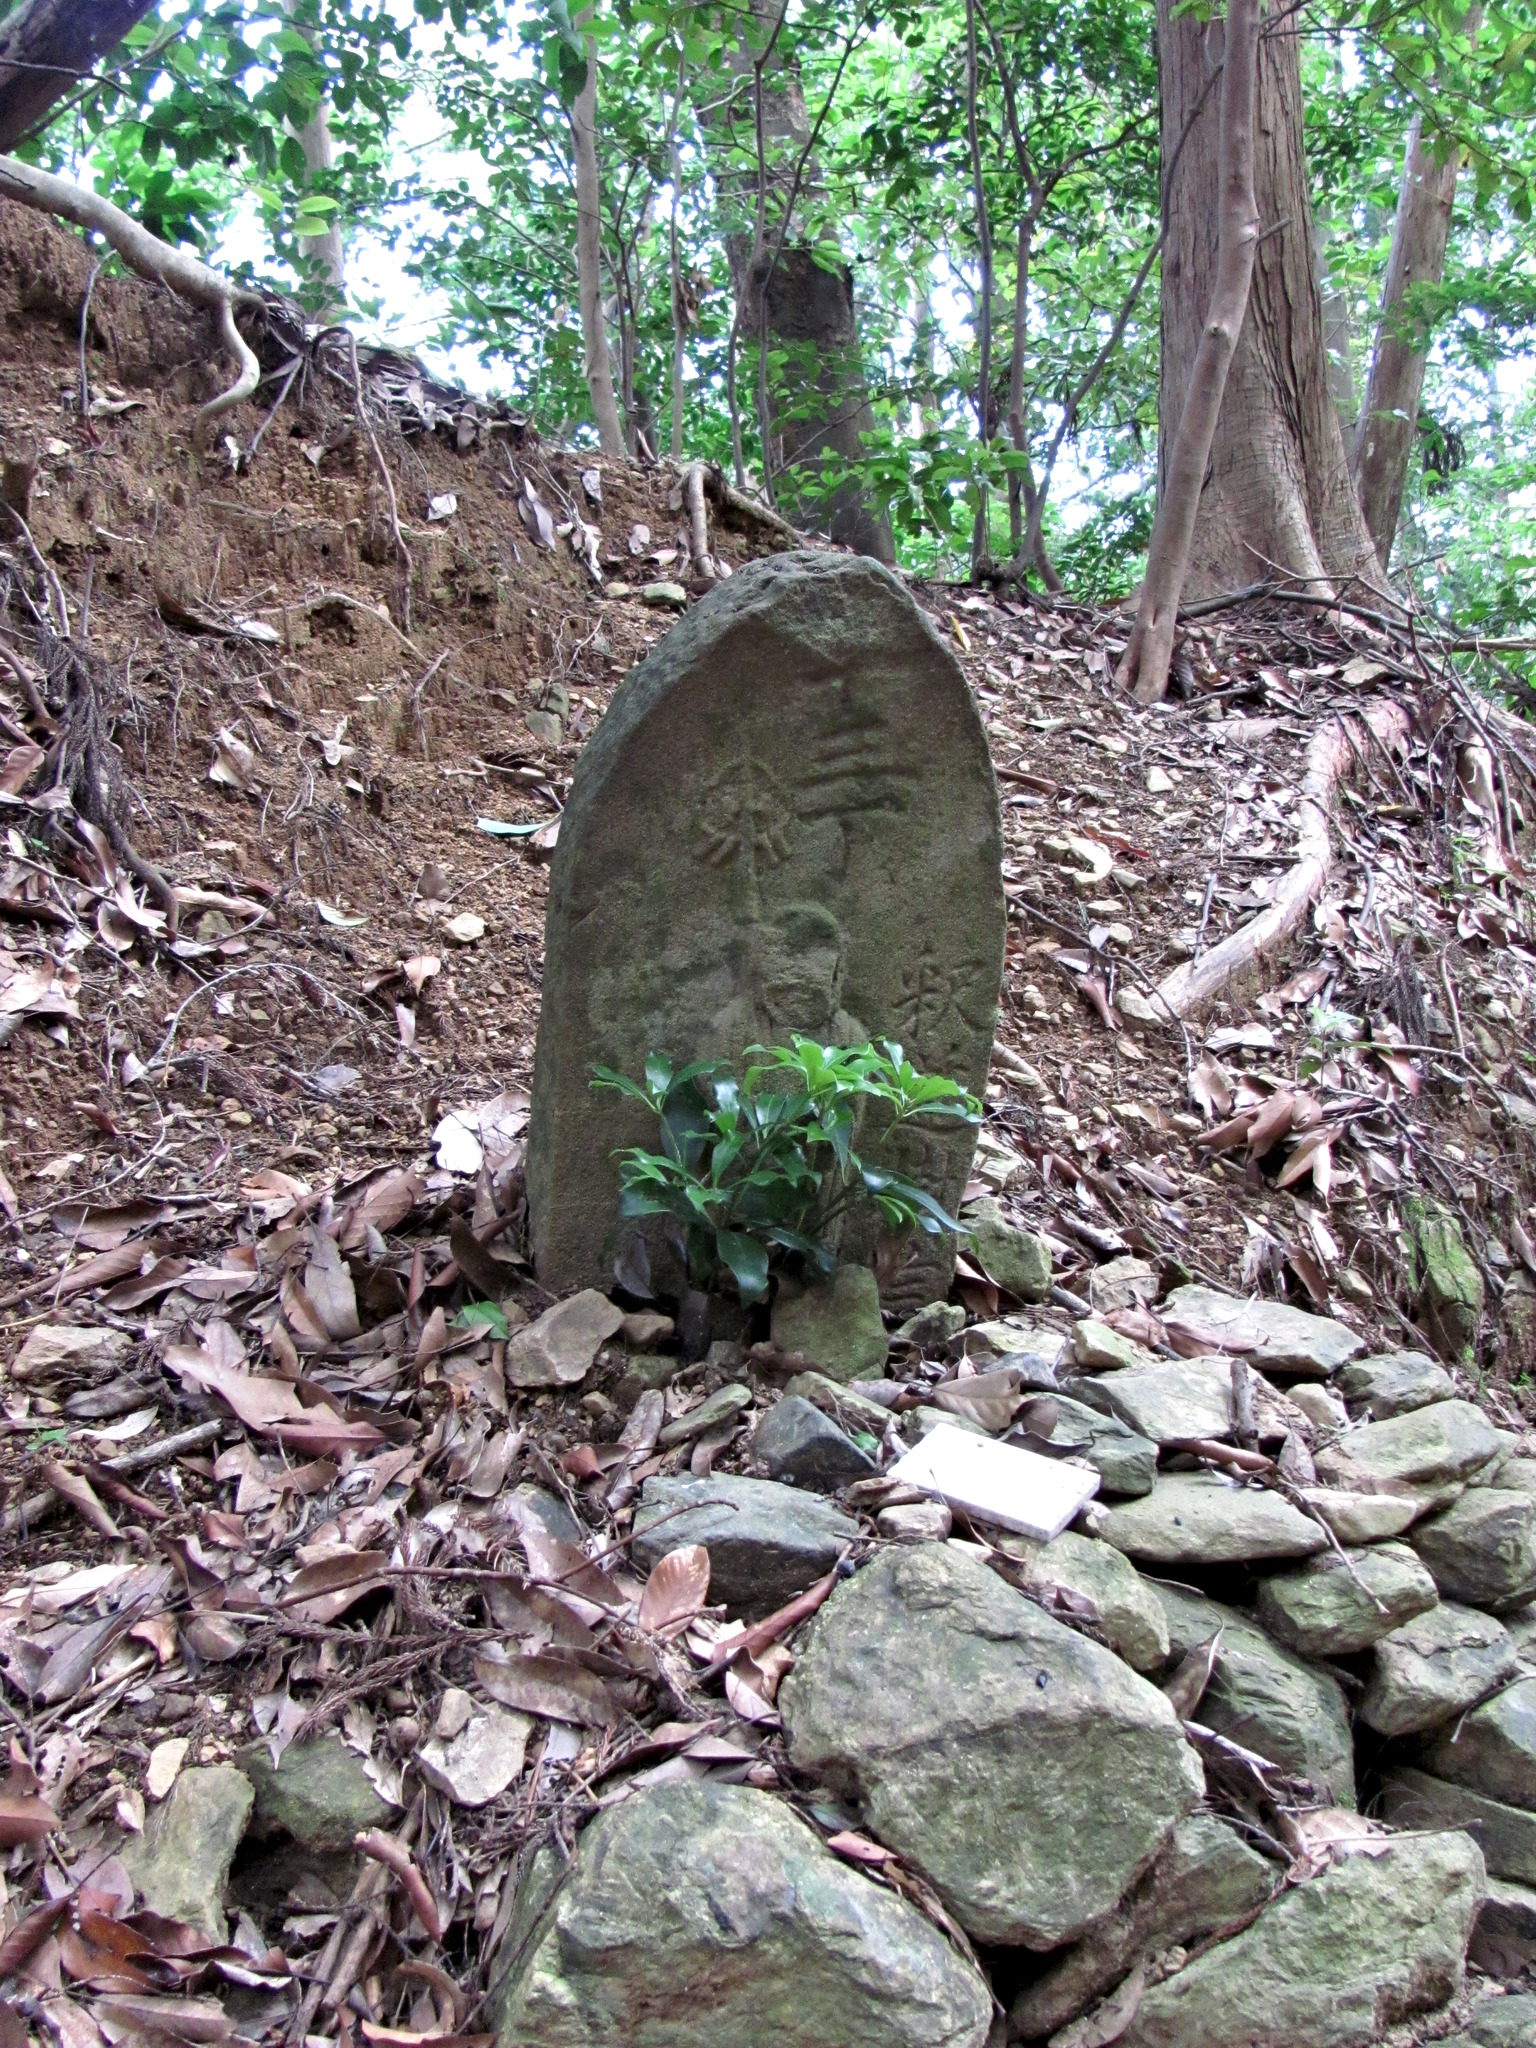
[1353,114,1463,570]
[570,38,625,458]
[1120,0,1261,704]
[0,0,157,153]
[1155,0,1382,605]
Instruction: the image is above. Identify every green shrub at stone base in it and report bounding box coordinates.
[591,1037,980,1303]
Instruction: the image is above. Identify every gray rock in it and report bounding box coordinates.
[1469,1878,1536,1977]
[1381,1767,1536,1884]
[1359,1603,1518,1737]
[632,1473,857,1617]
[1412,1489,1536,1611]
[1088,1255,1158,1314]
[878,1500,952,1542]
[751,1395,876,1487]
[912,1405,989,1441]
[1041,1394,1158,1498]
[1071,1318,1161,1372]
[615,1352,683,1406]
[1423,1677,1536,1811]
[1285,1381,1348,1432]
[1154,1583,1355,1803]
[1102,1474,1328,1567]
[504,1289,624,1389]
[1298,1486,1425,1544]
[1335,1348,1454,1419]
[1405,1198,1485,1361]
[1161,1284,1364,1378]
[771,1268,889,1383]
[1461,1993,1536,2047]
[1119,1832,1485,2048]
[1254,1542,1439,1657]
[491,1780,991,2048]
[1011,1813,1276,2040]
[780,1543,1202,1948]
[998,1529,1170,1672]
[1314,1399,1503,1493]
[964,1198,1050,1301]
[961,1321,1065,1380]
[503,1482,586,1548]
[895,1301,967,1348]
[656,1381,751,1448]
[121,1764,253,1942]
[525,553,1005,1309]
[1069,1357,1234,1445]
[784,1370,897,1437]
[238,1734,395,1851]
[1493,1455,1536,1501]
[639,579,688,609]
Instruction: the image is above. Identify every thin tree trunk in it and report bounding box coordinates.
[965,0,993,571]
[669,129,686,459]
[0,0,157,152]
[280,0,344,317]
[1006,216,1028,550]
[1118,0,1261,704]
[569,35,625,457]
[1353,111,1464,570]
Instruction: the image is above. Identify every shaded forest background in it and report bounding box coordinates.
[3,0,1534,646]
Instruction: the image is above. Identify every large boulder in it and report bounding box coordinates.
[1358,1603,1518,1738]
[238,1734,396,1851]
[1254,1542,1438,1657]
[1155,1583,1355,1803]
[120,1764,253,1943]
[1011,1813,1275,2039]
[1422,1677,1536,1811]
[1101,1473,1327,1567]
[1160,1285,1364,1377]
[632,1474,857,1617]
[1381,1768,1536,1885]
[780,1544,1201,1948]
[998,1529,1170,1672]
[1411,1488,1536,1611]
[1313,1400,1502,1494]
[1118,1832,1485,2048]
[490,1780,992,2048]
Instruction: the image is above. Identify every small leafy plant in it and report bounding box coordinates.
[591,1037,981,1303]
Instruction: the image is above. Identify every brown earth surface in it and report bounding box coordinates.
[0,197,1534,2044]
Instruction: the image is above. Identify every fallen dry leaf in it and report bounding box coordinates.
[636,1544,710,1638]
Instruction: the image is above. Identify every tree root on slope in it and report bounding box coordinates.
[0,154,263,435]
[1126,698,1414,1024]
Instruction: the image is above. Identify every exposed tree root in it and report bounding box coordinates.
[0,155,262,435]
[1130,698,1413,1021]
[702,461,804,544]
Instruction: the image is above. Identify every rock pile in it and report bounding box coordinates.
[485,1274,1536,2046]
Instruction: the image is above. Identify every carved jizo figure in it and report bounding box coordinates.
[526,550,1005,1309]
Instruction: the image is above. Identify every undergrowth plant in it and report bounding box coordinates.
[591,1038,981,1302]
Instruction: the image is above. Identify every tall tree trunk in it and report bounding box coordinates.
[569,37,625,457]
[1153,0,1382,607]
[0,0,157,153]
[1120,0,1261,703]
[964,0,993,572]
[713,2,894,560]
[1352,113,1463,570]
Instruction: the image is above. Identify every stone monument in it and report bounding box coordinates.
[526,550,1004,1309]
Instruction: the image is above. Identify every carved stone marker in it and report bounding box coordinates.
[526,551,1005,1308]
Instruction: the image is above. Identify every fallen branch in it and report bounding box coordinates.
[0,155,262,435]
[1,1418,224,1537]
[1134,698,1413,1020]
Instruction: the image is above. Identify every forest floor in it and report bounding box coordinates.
[1,196,1534,2045]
